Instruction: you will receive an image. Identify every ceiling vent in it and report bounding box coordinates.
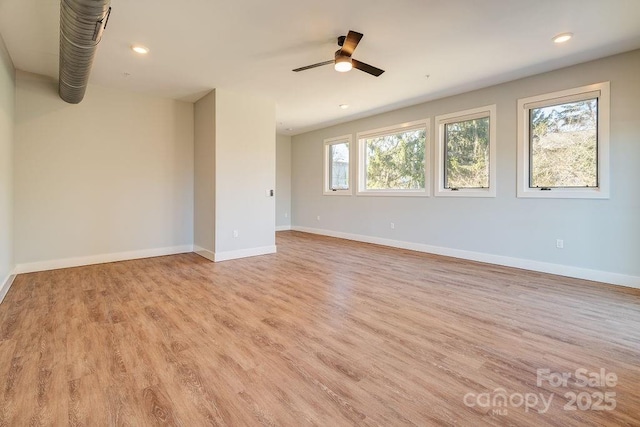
[59,0,111,104]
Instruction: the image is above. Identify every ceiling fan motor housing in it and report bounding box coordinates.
[335,49,350,60]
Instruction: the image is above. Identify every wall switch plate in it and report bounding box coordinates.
[390,222,395,229]
[316,216,320,221]
[233,230,239,238]
[556,239,564,249]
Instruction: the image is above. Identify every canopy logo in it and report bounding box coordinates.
[463,389,553,415]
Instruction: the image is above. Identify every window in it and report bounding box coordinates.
[435,105,496,197]
[357,120,429,196]
[323,135,352,195]
[517,82,610,198]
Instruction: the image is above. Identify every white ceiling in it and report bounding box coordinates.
[1,0,640,135]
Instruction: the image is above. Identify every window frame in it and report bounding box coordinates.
[356,119,430,197]
[323,134,353,196]
[435,105,496,197]
[517,82,610,199]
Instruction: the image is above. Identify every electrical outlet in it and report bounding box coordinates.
[556,239,564,249]
[390,222,395,229]
[233,230,239,238]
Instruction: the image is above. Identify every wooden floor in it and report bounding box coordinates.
[0,231,639,426]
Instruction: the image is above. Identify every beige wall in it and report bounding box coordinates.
[276,134,291,229]
[14,72,194,267]
[214,89,276,256]
[0,33,14,288]
[194,90,215,254]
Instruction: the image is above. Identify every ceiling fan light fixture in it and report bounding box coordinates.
[334,55,352,72]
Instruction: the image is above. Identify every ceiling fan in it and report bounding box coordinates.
[292,30,385,77]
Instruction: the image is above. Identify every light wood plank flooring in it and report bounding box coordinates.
[0,231,639,426]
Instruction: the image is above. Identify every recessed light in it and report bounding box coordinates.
[552,33,573,44]
[339,104,349,109]
[131,45,149,54]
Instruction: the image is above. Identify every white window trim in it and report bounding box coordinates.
[435,105,496,198]
[323,134,353,196]
[517,82,610,199]
[356,119,430,197]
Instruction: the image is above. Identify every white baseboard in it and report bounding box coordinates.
[292,226,640,289]
[276,225,292,231]
[214,245,277,262]
[14,245,194,274]
[0,273,16,304]
[193,245,216,262]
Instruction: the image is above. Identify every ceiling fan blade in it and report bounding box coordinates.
[292,60,334,72]
[352,59,385,77]
[340,30,363,57]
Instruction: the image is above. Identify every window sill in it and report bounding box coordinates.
[516,187,609,199]
[356,190,429,197]
[323,190,353,196]
[435,188,496,198]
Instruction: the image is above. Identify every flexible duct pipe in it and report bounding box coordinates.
[59,0,111,104]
